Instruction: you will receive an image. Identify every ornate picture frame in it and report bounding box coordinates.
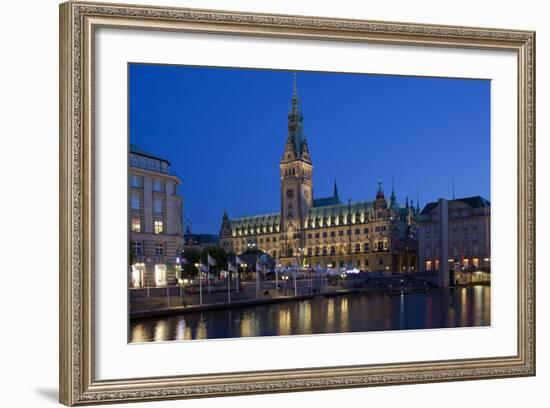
[59,1,535,405]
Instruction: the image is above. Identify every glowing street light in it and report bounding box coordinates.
[194,263,202,305]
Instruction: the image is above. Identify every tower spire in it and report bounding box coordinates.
[334,179,339,198]
[285,72,308,162]
[291,72,299,114]
[390,176,396,206]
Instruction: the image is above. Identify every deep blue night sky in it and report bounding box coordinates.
[129,64,490,234]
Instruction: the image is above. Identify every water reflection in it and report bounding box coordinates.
[130,285,491,342]
[300,302,312,334]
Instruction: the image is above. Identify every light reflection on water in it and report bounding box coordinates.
[130,285,491,343]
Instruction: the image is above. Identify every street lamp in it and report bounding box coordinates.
[194,262,202,305]
[282,275,289,295]
[275,262,282,291]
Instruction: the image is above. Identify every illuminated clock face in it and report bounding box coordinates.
[286,188,294,198]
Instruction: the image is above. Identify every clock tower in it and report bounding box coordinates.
[279,75,313,260]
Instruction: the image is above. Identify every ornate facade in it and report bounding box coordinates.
[219,78,418,273]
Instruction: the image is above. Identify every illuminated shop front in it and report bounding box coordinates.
[131,263,145,288]
[154,264,167,286]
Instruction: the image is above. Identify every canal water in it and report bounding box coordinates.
[130,285,490,342]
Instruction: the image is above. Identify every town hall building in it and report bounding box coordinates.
[219,77,418,273]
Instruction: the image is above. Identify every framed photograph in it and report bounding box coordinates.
[59,1,536,405]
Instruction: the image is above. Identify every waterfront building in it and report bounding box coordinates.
[219,78,418,273]
[418,196,491,285]
[129,144,184,287]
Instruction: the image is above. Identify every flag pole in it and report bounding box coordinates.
[236,260,240,293]
[227,265,231,303]
[275,260,279,294]
[198,264,203,305]
[255,262,260,299]
[207,262,211,294]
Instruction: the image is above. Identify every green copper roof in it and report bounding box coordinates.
[229,213,281,229]
[307,200,375,219]
[313,196,341,207]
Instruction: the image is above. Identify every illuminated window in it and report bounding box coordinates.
[155,243,164,255]
[154,220,164,234]
[153,179,163,192]
[383,240,388,250]
[131,218,141,232]
[472,258,479,268]
[154,198,163,214]
[426,261,432,271]
[463,259,470,268]
[131,193,140,210]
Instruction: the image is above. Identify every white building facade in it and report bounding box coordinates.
[129,145,184,288]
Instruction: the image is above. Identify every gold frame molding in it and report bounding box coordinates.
[59,1,536,405]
